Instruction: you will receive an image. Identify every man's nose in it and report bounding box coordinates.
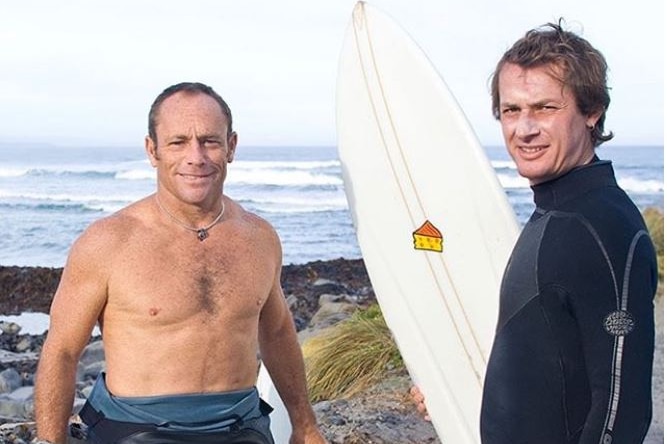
[185,140,206,164]
[515,112,540,139]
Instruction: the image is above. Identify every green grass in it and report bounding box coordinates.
[643,207,664,284]
[303,304,403,402]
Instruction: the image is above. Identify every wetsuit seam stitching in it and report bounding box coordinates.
[546,210,620,304]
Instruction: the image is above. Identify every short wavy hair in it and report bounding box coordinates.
[148,82,233,143]
[490,20,613,147]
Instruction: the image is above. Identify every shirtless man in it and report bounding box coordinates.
[35,82,326,444]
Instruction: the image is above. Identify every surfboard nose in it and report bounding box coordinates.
[353,1,367,29]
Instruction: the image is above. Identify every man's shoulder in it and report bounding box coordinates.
[231,200,277,233]
[225,201,282,261]
[537,195,651,268]
[74,199,150,252]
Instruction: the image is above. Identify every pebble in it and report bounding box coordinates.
[0,369,22,394]
[0,322,21,335]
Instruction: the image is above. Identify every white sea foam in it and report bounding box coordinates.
[0,167,30,178]
[229,169,342,186]
[233,160,340,170]
[115,169,155,180]
[496,173,530,189]
[245,194,349,213]
[491,160,517,170]
[0,189,143,208]
[618,177,664,193]
[86,202,131,213]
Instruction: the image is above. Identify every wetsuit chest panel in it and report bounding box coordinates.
[496,212,549,332]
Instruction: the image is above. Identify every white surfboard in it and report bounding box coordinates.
[257,364,291,442]
[336,2,519,442]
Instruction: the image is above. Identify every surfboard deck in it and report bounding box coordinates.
[336,2,519,442]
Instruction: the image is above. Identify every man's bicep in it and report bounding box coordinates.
[47,231,109,355]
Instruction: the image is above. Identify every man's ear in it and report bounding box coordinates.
[226,131,238,163]
[586,108,603,129]
[145,136,159,167]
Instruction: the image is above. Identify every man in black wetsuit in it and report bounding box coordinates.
[412,21,657,443]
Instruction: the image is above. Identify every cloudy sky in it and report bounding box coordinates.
[0,0,663,148]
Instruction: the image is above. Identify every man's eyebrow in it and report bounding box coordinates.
[499,101,519,108]
[529,99,564,108]
[166,134,190,141]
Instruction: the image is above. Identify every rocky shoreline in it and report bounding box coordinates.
[0,260,663,443]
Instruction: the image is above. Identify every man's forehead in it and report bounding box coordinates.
[156,93,229,127]
[499,64,570,97]
[159,91,220,112]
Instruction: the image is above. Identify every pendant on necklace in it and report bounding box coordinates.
[197,229,209,242]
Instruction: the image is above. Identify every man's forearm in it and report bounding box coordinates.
[34,353,79,443]
[260,329,317,430]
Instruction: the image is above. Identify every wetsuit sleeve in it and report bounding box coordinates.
[547,216,656,443]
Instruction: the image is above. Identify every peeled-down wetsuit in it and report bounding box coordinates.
[481,160,657,444]
[80,373,274,444]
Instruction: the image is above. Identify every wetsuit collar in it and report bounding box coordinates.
[531,156,618,210]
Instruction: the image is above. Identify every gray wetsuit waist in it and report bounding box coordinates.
[86,373,264,432]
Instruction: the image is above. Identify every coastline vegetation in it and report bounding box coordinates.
[643,207,664,288]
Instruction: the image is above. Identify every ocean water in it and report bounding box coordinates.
[0,143,663,267]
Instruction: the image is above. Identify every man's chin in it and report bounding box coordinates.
[179,192,218,206]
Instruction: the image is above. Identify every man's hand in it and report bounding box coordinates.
[409,385,431,421]
[289,425,328,444]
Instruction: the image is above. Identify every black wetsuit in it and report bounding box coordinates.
[481,160,657,444]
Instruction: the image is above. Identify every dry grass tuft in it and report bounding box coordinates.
[303,304,403,402]
[643,207,664,284]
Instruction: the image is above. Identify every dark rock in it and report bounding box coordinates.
[0,266,62,315]
[0,334,44,355]
[281,258,375,329]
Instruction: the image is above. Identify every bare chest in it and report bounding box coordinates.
[106,235,274,325]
